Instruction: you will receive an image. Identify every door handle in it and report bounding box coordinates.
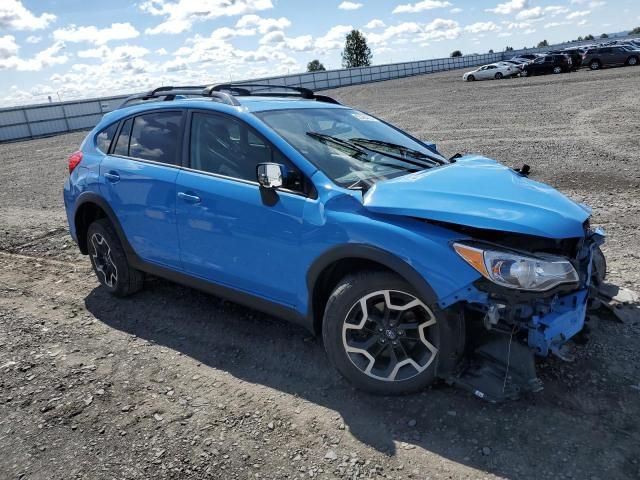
[177,191,201,204]
[104,171,120,183]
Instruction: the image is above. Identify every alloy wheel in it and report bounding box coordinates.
[342,290,438,382]
[90,233,118,287]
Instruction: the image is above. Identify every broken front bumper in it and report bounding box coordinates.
[526,227,605,357]
[441,228,606,401]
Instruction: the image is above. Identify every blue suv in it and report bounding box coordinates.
[64,84,605,401]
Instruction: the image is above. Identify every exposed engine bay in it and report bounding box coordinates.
[432,221,606,402]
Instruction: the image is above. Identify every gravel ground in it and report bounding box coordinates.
[0,66,639,480]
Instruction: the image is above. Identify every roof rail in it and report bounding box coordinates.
[117,85,240,109]
[207,83,341,105]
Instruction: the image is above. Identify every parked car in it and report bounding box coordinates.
[63,84,606,401]
[582,46,639,69]
[521,54,572,76]
[463,63,516,81]
[551,48,583,70]
[499,60,526,71]
[511,54,540,62]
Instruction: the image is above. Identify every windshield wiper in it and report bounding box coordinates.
[349,138,445,166]
[305,132,420,173]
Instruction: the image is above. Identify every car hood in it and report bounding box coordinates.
[362,155,590,239]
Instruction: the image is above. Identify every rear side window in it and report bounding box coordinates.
[113,118,132,156]
[129,112,183,165]
[96,123,118,153]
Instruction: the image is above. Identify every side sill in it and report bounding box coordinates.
[129,257,314,334]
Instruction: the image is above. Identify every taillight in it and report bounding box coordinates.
[68,151,83,174]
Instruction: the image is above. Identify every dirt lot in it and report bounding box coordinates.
[1,66,639,480]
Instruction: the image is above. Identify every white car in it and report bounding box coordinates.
[462,63,516,81]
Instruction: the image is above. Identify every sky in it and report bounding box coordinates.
[0,0,637,106]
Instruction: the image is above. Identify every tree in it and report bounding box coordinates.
[505,46,514,51]
[341,30,372,68]
[577,36,583,41]
[307,59,326,72]
[450,50,462,57]
[584,34,595,40]
[630,27,640,35]
[600,33,609,39]
[537,39,549,48]
[488,49,494,54]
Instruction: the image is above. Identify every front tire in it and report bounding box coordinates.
[553,66,562,74]
[590,60,601,70]
[322,271,441,395]
[87,218,144,297]
[467,75,475,82]
[626,56,638,66]
[495,72,503,80]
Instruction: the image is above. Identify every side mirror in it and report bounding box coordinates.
[257,163,287,189]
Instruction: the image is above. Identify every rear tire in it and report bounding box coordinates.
[322,271,442,395]
[87,218,144,297]
[626,56,638,66]
[495,72,503,80]
[553,66,562,74]
[590,60,601,70]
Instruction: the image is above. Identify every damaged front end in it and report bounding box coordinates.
[437,224,606,402]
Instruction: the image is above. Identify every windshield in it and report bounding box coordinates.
[254,107,445,188]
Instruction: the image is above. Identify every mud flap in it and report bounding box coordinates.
[446,336,543,402]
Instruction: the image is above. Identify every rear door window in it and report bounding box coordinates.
[129,112,183,165]
[113,118,133,156]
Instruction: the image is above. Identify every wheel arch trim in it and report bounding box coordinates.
[306,244,440,332]
[73,192,137,258]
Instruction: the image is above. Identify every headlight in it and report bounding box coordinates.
[453,243,579,291]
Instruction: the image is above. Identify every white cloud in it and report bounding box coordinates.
[515,5,567,20]
[516,7,543,19]
[570,0,604,5]
[393,1,452,14]
[0,40,68,71]
[338,1,363,10]
[258,31,313,51]
[450,7,462,13]
[141,0,274,35]
[486,0,528,15]
[314,24,353,50]
[366,22,421,46]
[0,0,56,31]
[544,21,570,28]
[26,35,42,44]
[0,35,19,59]
[53,23,140,46]
[567,10,590,19]
[419,18,461,41]
[464,21,498,34]
[365,19,386,29]
[156,48,168,55]
[77,45,150,61]
[544,6,569,16]
[236,14,291,34]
